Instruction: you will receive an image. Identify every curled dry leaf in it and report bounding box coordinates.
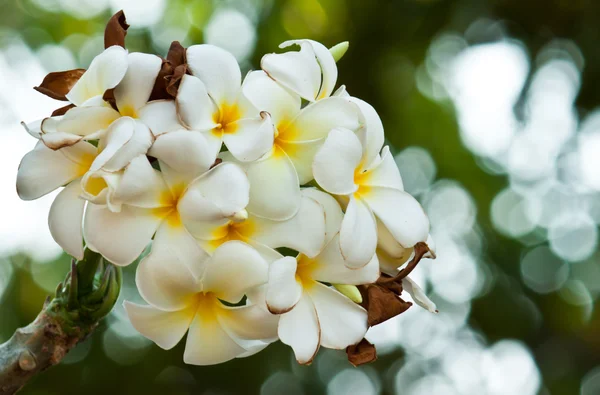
[358,242,433,326]
[51,104,75,117]
[104,10,129,49]
[34,69,86,101]
[346,338,377,367]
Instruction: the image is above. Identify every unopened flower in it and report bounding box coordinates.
[125,241,278,365]
[261,39,339,102]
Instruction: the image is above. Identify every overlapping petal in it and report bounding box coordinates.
[48,181,86,260]
[66,45,129,106]
[339,196,378,268]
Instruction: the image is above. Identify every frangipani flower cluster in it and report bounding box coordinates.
[16,12,436,366]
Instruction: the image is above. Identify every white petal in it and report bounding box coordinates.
[339,196,377,268]
[360,147,403,190]
[66,45,128,106]
[16,141,93,200]
[137,100,184,136]
[91,118,153,172]
[124,301,196,350]
[245,148,301,220]
[176,74,219,132]
[276,138,323,185]
[308,282,368,349]
[183,307,246,366]
[40,132,83,150]
[21,120,42,139]
[265,256,303,314]
[149,130,216,183]
[84,204,163,266]
[333,85,349,97]
[301,188,343,243]
[136,224,203,311]
[217,303,279,345]
[312,128,361,195]
[180,162,250,220]
[114,53,162,114]
[376,219,413,275]
[278,294,320,364]
[352,97,384,170]
[402,277,437,313]
[242,70,301,128]
[281,39,337,99]
[48,181,85,260]
[112,155,171,208]
[80,169,121,210]
[41,106,121,139]
[280,96,360,142]
[361,187,429,248]
[202,241,268,303]
[250,194,325,258]
[261,41,321,102]
[223,112,275,162]
[311,235,379,285]
[186,44,241,106]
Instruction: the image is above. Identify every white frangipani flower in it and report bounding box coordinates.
[264,234,379,364]
[16,141,99,260]
[313,123,430,268]
[227,71,360,220]
[125,241,279,365]
[83,133,249,266]
[40,48,177,172]
[176,45,275,164]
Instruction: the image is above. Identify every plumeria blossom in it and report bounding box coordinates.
[262,192,380,364]
[83,133,249,266]
[181,188,327,260]
[16,10,437,369]
[40,47,176,172]
[176,45,275,164]
[125,241,279,365]
[313,124,430,268]
[16,141,99,260]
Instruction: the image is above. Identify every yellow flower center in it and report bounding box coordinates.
[208,215,256,250]
[353,165,373,198]
[152,183,186,227]
[295,254,319,290]
[119,105,138,118]
[213,102,241,135]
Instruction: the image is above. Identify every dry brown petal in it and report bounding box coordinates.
[346,338,377,367]
[150,41,188,100]
[363,285,412,326]
[103,89,118,111]
[34,69,86,101]
[166,41,186,67]
[104,10,129,49]
[51,104,75,117]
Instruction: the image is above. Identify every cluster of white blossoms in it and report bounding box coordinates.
[17,12,436,366]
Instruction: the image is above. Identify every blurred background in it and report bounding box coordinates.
[1,0,600,394]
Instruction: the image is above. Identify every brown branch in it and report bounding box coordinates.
[0,299,98,395]
[0,250,121,394]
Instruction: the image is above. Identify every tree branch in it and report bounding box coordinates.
[0,250,121,394]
